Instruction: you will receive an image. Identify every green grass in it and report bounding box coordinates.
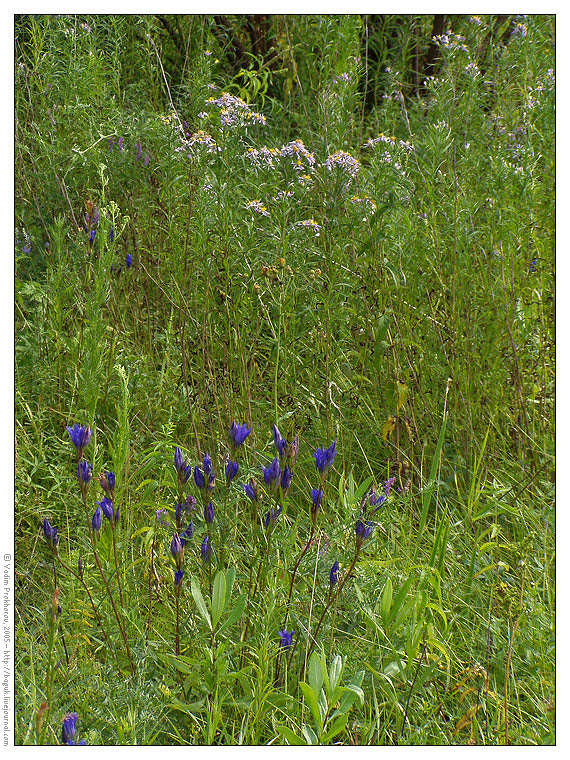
[15,13,554,745]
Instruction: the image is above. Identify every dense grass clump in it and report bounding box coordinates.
[15,14,554,745]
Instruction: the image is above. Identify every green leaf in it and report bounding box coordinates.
[277,725,306,745]
[217,593,247,636]
[299,682,324,730]
[211,570,227,627]
[191,576,212,630]
[381,577,393,624]
[302,724,319,745]
[329,655,343,696]
[308,652,324,697]
[354,475,374,504]
[320,713,348,744]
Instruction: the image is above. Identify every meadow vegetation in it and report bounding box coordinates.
[14,14,554,745]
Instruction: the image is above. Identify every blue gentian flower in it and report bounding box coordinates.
[42,519,58,549]
[311,488,323,515]
[313,440,337,474]
[273,425,288,459]
[99,471,116,500]
[77,460,93,485]
[88,229,96,245]
[280,467,292,495]
[66,424,92,453]
[203,453,213,476]
[126,253,133,269]
[200,534,212,562]
[91,505,103,533]
[61,712,86,745]
[263,504,283,529]
[174,447,192,484]
[109,229,115,243]
[97,497,114,523]
[174,568,184,588]
[262,457,281,488]
[355,519,375,548]
[229,422,252,448]
[225,459,239,484]
[277,629,295,649]
[180,522,194,546]
[194,465,205,490]
[171,533,184,568]
[329,560,340,586]
[243,480,259,504]
[204,501,215,525]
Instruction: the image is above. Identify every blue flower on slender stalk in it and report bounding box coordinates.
[174,568,184,588]
[174,447,192,485]
[329,560,340,586]
[263,504,283,529]
[277,629,295,649]
[180,522,194,546]
[311,488,324,522]
[96,496,114,524]
[243,479,259,504]
[313,441,337,474]
[77,460,93,486]
[355,519,375,549]
[273,425,288,459]
[126,253,133,269]
[171,533,184,569]
[193,464,205,490]
[109,229,115,243]
[262,457,281,490]
[88,229,96,245]
[42,519,58,549]
[66,424,92,454]
[200,534,212,563]
[225,459,239,484]
[204,501,215,525]
[99,471,116,501]
[61,713,86,745]
[229,422,252,450]
[203,453,213,476]
[280,467,293,495]
[91,505,103,533]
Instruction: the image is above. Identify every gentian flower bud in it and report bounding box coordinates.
[66,424,92,454]
[311,488,323,520]
[204,501,215,525]
[313,440,337,474]
[97,496,114,524]
[243,479,259,504]
[225,459,239,484]
[77,460,93,485]
[174,447,192,485]
[355,519,374,549]
[99,471,116,501]
[42,519,58,549]
[200,534,212,563]
[262,457,281,490]
[126,253,133,269]
[109,229,115,243]
[203,453,213,476]
[180,522,194,546]
[229,422,252,449]
[280,467,292,495]
[263,504,283,530]
[91,505,103,533]
[171,533,184,569]
[273,425,288,459]
[329,560,340,586]
[193,465,205,490]
[174,568,184,588]
[61,713,86,745]
[277,629,295,649]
